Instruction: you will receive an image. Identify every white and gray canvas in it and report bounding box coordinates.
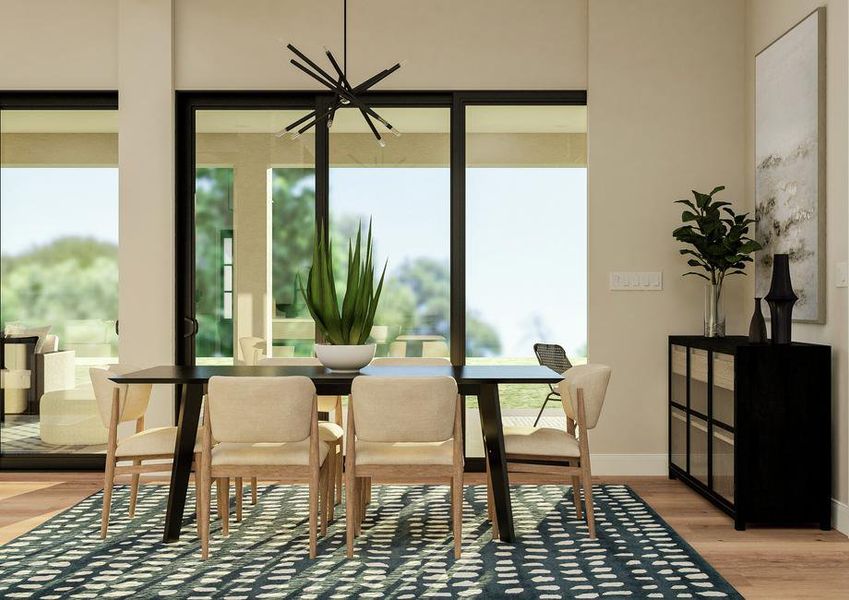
[754,9,824,322]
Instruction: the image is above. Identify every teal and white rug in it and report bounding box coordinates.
[0,484,740,599]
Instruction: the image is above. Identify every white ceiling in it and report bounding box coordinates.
[1,106,586,134]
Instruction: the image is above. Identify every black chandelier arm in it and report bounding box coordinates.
[277,110,316,136]
[290,59,346,95]
[287,44,345,91]
[293,98,345,136]
[324,49,349,90]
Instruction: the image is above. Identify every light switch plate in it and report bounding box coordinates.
[836,262,848,288]
[610,271,663,291]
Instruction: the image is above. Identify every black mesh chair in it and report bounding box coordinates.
[532,343,573,426]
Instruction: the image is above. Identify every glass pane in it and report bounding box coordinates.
[195,110,316,364]
[1,108,118,456]
[465,104,587,422]
[329,107,450,358]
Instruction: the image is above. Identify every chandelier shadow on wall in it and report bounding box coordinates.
[277,0,403,146]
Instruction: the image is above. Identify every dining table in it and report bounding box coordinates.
[111,363,561,544]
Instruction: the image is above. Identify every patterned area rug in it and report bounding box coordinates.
[0,484,740,599]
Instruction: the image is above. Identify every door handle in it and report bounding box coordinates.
[183,317,199,337]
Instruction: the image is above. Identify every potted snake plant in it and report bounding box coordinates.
[301,220,387,371]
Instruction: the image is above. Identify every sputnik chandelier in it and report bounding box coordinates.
[277,0,403,146]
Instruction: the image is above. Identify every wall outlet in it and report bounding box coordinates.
[609,271,663,291]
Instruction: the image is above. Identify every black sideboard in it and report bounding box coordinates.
[668,335,831,530]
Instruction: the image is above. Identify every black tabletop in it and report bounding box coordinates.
[110,364,561,385]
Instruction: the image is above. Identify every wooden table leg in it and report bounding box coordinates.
[163,382,202,543]
[478,382,515,542]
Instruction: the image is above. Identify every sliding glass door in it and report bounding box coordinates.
[1,95,119,466]
[329,107,450,359]
[176,92,587,468]
[193,108,316,365]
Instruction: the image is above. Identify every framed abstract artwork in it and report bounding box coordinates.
[754,7,826,323]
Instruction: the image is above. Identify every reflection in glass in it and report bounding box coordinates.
[194,110,316,364]
[329,108,450,359]
[1,109,118,455]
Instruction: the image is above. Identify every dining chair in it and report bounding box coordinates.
[91,366,201,538]
[422,340,450,358]
[370,356,451,366]
[388,340,407,357]
[532,342,573,426]
[238,336,265,365]
[489,364,611,538]
[198,376,331,559]
[257,356,344,516]
[346,376,463,558]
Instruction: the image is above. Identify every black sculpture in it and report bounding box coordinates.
[764,254,797,344]
[748,297,768,343]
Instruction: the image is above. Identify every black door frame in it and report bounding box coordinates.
[0,90,119,470]
[175,89,586,367]
[176,89,586,472]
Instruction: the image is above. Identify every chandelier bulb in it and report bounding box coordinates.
[390,127,401,138]
[377,138,386,148]
[290,131,302,141]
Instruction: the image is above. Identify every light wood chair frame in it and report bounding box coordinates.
[486,387,597,538]
[100,386,201,539]
[198,394,331,559]
[345,390,464,558]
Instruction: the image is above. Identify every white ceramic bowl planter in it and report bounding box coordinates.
[315,343,376,372]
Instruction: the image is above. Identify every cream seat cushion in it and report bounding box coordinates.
[356,440,453,466]
[212,439,329,466]
[116,426,202,457]
[319,422,344,443]
[503,426,580,458]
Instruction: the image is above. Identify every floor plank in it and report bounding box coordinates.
[0,472,846,598]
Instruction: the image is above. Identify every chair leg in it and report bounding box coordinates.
[128,459,141,518]
[235,477,243,523]
[581,471,596,538]
[319,463,329,538]
[309,461,319,559]
[452,472,463,559]
[571,476,583,519]
[200,465,210,560]
[334,446,343,507]
[220,479,230,536]
[251,477,258,504]
[533,394,552,427]
[326,450,336,522]
[365,477,372,505]
[100,456,116,539]
[346,468,357,558]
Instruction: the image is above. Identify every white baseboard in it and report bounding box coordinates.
[589,453,668,476]
[833,498,849,535]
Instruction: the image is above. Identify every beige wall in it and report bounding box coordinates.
[0,0,117,89]
[744,0,849,508]
[174,0,588,90]
[116,0,175,429]
[586,0,747,466]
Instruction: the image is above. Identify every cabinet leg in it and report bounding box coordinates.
[734,517,746,531]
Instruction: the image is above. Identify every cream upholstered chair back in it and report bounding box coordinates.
[207,376,315,443]
[560,364,612,430]
[371,357,450,366]
[258,357,321,367]
[239,336,265,365]
[89,365,153,428]
[351,376,457,442]
[422,340,449,358]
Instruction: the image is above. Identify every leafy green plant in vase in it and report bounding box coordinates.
[672,186,761,337]
[301,220,386,371]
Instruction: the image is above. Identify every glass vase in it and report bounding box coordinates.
[704,282,725,337]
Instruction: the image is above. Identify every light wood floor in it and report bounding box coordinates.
[1,472,847,599]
